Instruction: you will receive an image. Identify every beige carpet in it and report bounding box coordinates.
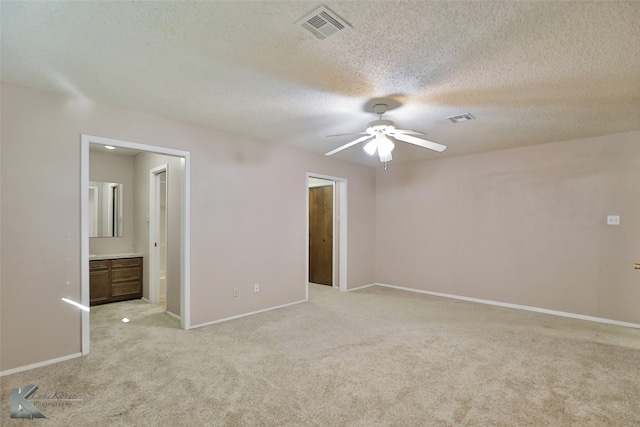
[2,284,639,426]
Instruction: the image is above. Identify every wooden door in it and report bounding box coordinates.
[309,186,333,285]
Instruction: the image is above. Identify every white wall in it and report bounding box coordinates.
[0,82,377,372]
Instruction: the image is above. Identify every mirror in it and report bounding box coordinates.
[89,181,124,237]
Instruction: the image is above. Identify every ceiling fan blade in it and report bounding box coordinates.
[391,129,424,136]
[325,134,373,156]
[392,132,447,152]
[326,131,367,138]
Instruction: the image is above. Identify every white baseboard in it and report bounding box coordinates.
[309,282,376,292]
[373,283,640,330]
[142,297,178,320]
[166,311,181,320]
[190,299,307,329]
[1,352,83,377]
[345,283,377,292]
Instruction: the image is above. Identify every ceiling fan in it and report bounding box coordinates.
[325,103,447,163]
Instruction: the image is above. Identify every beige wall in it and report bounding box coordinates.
[376,131,640,324]
[133,152,183,316]
[4,79,636,374]
[89,150,135,254]
[0,82,376,372]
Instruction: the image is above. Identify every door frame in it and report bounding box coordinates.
[306,173,347,299]
[149,164,168,306]
[81,134,191,356]
[88,184,99,237]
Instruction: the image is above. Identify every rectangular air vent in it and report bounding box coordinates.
[296,5,350,39]
[448,113,475,123]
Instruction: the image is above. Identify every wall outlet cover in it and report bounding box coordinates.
[607,215,621,225]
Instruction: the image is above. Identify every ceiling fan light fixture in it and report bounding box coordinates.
[377,135,394,157]
[379,152,393,163]
[325,102,447,160]
[364,134,395,159]
[363,139,377,155]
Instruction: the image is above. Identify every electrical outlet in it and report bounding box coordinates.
[254,283,260,293]
[607,215,620,225]
[233,288,238,297]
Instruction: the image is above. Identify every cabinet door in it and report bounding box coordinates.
[90,269,110,305]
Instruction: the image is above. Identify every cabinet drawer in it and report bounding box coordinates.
[112,267,141,283]
[111,281,141,297]
[90,260,110,270]
[112,257,141,268]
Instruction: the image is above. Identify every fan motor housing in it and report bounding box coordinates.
[367,119,395,133]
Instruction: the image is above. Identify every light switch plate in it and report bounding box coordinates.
[607,215,620,225]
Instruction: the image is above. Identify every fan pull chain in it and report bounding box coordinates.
[384,161,388,171]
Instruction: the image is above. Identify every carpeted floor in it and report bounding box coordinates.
[2,284,639,426]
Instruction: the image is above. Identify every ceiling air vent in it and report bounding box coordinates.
[448,113,475,123]
[296,5,350,39]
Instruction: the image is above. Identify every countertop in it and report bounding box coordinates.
[89,253,143,261]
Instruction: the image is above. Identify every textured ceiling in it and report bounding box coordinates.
[2,1,639,165]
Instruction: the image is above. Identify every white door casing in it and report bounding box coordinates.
[81,134,191,357]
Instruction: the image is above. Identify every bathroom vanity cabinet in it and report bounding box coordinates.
[90,256,143,306]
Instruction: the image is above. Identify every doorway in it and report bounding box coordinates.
[81,134,191,356]
[149,166,168,308]
[306,173,347,296]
